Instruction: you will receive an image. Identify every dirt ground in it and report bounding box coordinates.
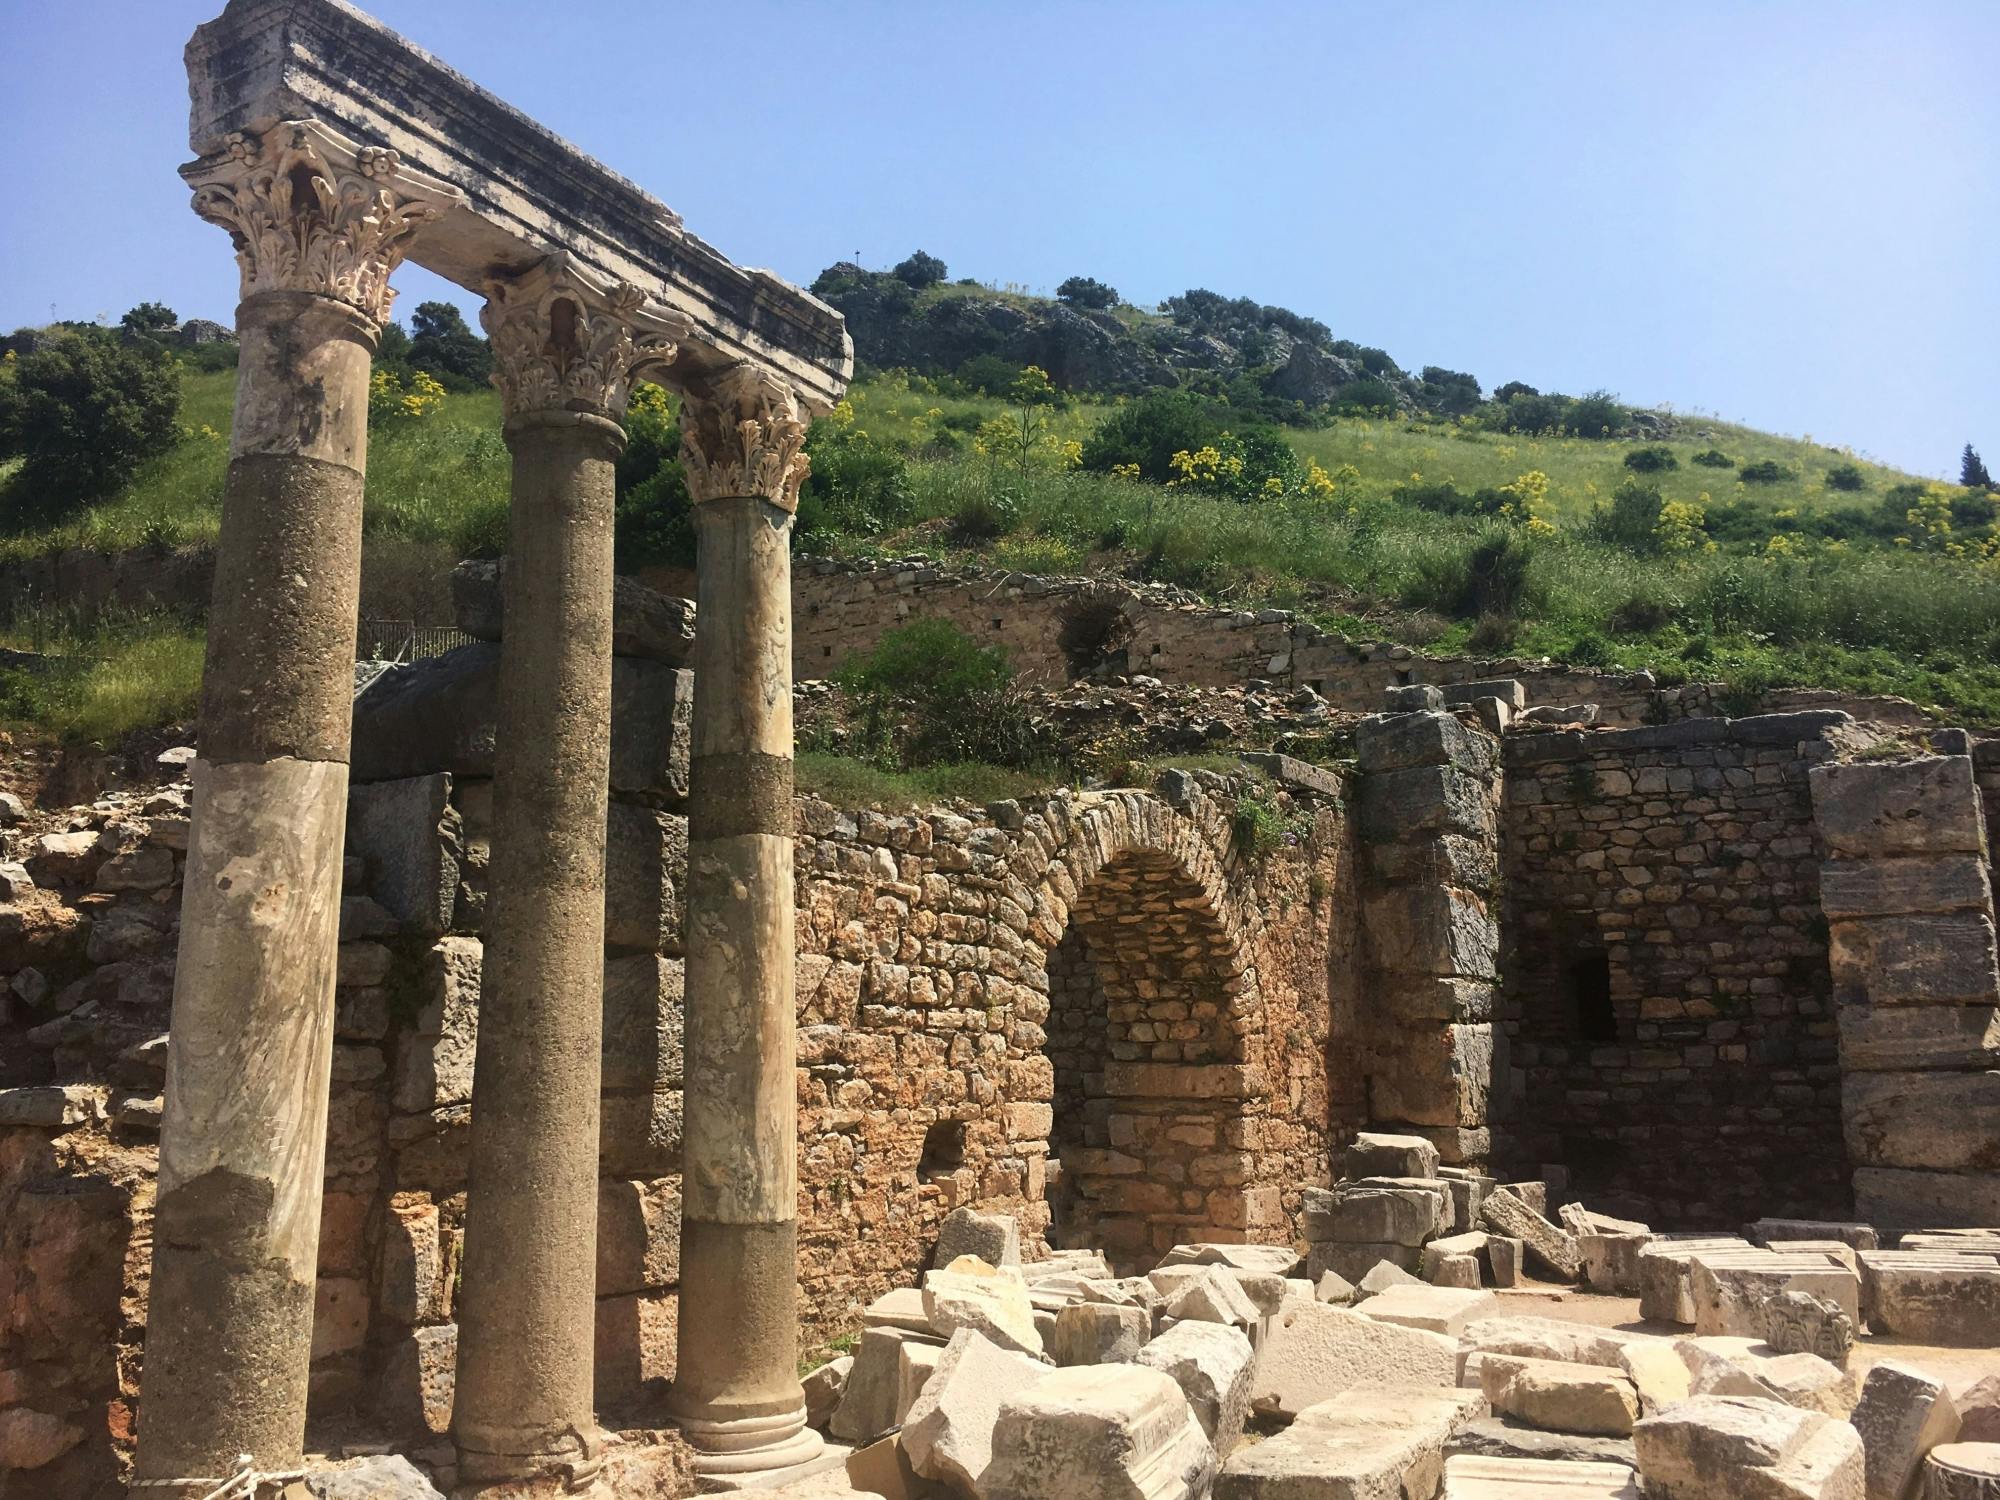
[1494,1286,2000,1397]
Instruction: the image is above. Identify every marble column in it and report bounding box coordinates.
[134,123,456,1492]
[669,368,819,1476]
[451,255,677,1488]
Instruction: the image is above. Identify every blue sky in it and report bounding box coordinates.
[2,1,1993,476]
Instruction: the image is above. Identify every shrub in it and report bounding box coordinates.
[797,421,913,548]
[368,368,446,424]
[954,354,1021,398]
[950,486,1021,541]
[1739,459,1792,484]
[613,383,692,569]
[1825,463,1866,492]
[1406,527,1537,623]
[1623,445,1678,473]
[1590,480,1666,555]
[1329,376,1399,416]
[1568,390,1627,438]
[0,332,181,522]
[1691,448,1735,468]
[1082,391,1218,482]
[1492,390,1571,434]
[1056,276,1118,310]
[892,250,948,289]
[836,619,1046,769]
[1492,381,1539,403]
[1609,592,1677,634]
[1417,367,1482,415]
[120,302,177,337]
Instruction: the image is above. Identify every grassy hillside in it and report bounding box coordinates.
[4,358,1999,740]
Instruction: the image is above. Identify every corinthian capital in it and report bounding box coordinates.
[181,119,464,323]
[678,367,810,510]
[481,253,682,423]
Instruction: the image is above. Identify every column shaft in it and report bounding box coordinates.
[135,290,373,1486]
[452,410,620,1484]
[672,490,819,1472]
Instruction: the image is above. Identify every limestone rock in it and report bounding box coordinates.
[831,1327,940,1444]
[1482,1353,1641,1437]
[1632,1394,1865,1499]
[1311,1241,1421,1285]
[1619,1341,1693,1416]
[1689,1252,1861,1339]
[803,1354,853,1431]
[1810,756,1987,859]
[1252,1301,1458,1419]
[1844,1072,2000,1174]
[865,1286,936,1336]
[1639,1238,1751,1324]
[897,1340,945,1425]
[1442,1455,1642,1497]
[923,1257,1043,1357]
[1480,1187,1581,1280]
[1924,1443,2000,1499]
[305,1455,444,1499]
[1677,1337,1856,1418]
[900,1327,1050,1495]
[1322,1182,1447,1246]
[0,1407,82,1469]
[1358,1283,1498,1337]
[1218,1385,1482,1500]
[1153,1243,1301,1277]
[1315,1270,1357,1304]
[1163,1264,1261,1329]
[1357,1259,1424,1299]
[1447,1416,1639,1470]
[1959,1377,2000,1444]
[1582,1233,1653,1296]
[980,1364,1215,1500]
[1461,1315,1638,1371]
[1748,1220,1881,1254]
[1344,1130,1442,1180]
[1859,1252,2000,1347]
[1135,1319,1255,1450]
[1851,1360,1959,1500]
[934,1207,1021,1269]
[1052,1301,1149,1366]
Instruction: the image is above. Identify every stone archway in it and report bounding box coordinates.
[1028,794,1279,1271]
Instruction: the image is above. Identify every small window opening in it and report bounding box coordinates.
[918,1120,966,1180]
[1564,952,1616,1041]
[1393,667,1414,686]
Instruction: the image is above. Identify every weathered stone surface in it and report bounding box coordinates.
[1633,1394,1865,1500]
[377,1323,455,1437]
[1052,1301,1149,1366]
[1838,1007,2000,1073]
[1324,1183,1448,1247]
[1748,1221,1881,1253]
[1829,914,2000,1007]
[394,936,480,1113]
[1640,1238,1753,1324]
[831,1327,940,1444]
[1582,1233,1652,1297]
[802,1354,852,1432]
[1461,1316,1639,1372]
[1678,1337,1856,1418]
[1480,1187,1581,1280]
[1764,1291,1855,1366]
[1153,1243,1302,1276]
[1441,1454,1641,1497]
[1218,1385,1482,1500]
[1854,1170,2000,1231]
[1371,1021,1497,1129]
[1363,886,1500,980]
[1358,1284,1497,1338]
[1690,1253,1861,1339]
[346,774,457,935]
[1357,1259,1424,1298]
[0,1084,103,1128]
[1253,1301,1458,1419]
[1482,1354,1641,1437]
[981,1364,1214,1500]
[1164,1265,1261,1330]
[1446,1417,1639,1470]
[1620,1341,1694,1416]
[1311,1242,1422,1285]
[1922,1444,2000,1499]
[923,1257,1043,1356]
[1135,1320,1255,1450]
[1810,757,1987,859]
[1344,1130,1443,1181]
[1850,1360,1958,1500]
[1857,1251,2000,1346]
[1357,765,1498,844]
[595,1176,680,1296]
[1316,1271,1357,1304]
[1819,857,1994,919]
[1844,1072,2000,1172]
[934,1206,1021,1269]
[896,1339,944,1425]
[305,1454,444,1500]
[901,1327,1050,1493]
[603,801,686,953]
[1356,710,1499,775]
[451,558,697,665]
[601,953,684,1093]
[0,1406,83,1470]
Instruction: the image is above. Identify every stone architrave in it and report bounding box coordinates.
[135,116,463,1494]
[451,252,680,1487]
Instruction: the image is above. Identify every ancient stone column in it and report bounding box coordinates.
[134,123,457,1494]
[451,255,678,1487]
[669,368,821,1476]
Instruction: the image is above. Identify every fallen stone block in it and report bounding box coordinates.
[1218,1385,1481,1500]
[831,1326,941,1445]
[1325,1183,1448,1247]
[1482,1353,1641,1437]
[1503,1181,1549,1215]
[1851,1359,1959,1500]
[1024,1249,1114,1282]
[1858,1250,2000,1346]
[1426,1232,1491,1287]
[803,1354,853,1432]
[1639,1237,1753,1324]
[923,1257,1042,1357]
[900,1326,1051,1495]
[1052,1301,1150,1366]
[1153,1243,1301,1276]
[1315,1270,1357,1304]
[1252,1301,1458,1419]
[865,1287,936,1336]
[1619,1341,1693,1416]
[1582,1233,1653,1297]
[1690,1251,1861,1338]
[1359,1284,1498,1337]
[1487,1236,1523,1288]
[1459,1315,1639,1374]
[897,1340,945,1425]
[1959,1377,2000,1444]
[980,1363,1214,1500]
[1677,1337,1856,1418]
[1442,1455,1642,1497]
[1135,1319,1256,1450]
[1480,1187,1581,1280]
[933,1206,1020,1269]
[1165,1265,1262,1330]
[1633,1394,1865,1499]
[1357,1258,1424,1298]
[1748,1219,1881,1253]
[1344,1130,1443,1180]
[1561,1204,1652,1238]
[1447,1416,1639,1470]
[1923,1443,2000,1499]
[1310,1241,1421,1285]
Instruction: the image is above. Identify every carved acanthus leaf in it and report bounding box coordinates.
[180,119,463,322]
[482,253,682,421]
[678,367,811,510]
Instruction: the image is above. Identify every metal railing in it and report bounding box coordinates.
[356,620,475,663]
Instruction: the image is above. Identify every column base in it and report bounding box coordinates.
[676,1404,823,1477]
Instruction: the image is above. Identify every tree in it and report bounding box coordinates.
[407,300,492,391]
[1056,276,1118,310]
[891,250,947,290]
[0,333,182,520]
[119,302,177,336]
[1962,444,1993,491]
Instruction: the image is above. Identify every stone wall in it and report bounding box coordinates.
[1495,711,1858,1226]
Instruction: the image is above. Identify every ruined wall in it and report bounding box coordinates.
[1495,711,1856,1226]
[791,558,1935,727]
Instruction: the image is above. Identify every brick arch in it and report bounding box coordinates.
[1028,792,1280,1269]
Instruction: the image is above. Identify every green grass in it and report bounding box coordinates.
[795,751,1062,809]
[0,613,205,743]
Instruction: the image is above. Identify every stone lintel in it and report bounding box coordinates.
[185,0,851,409]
